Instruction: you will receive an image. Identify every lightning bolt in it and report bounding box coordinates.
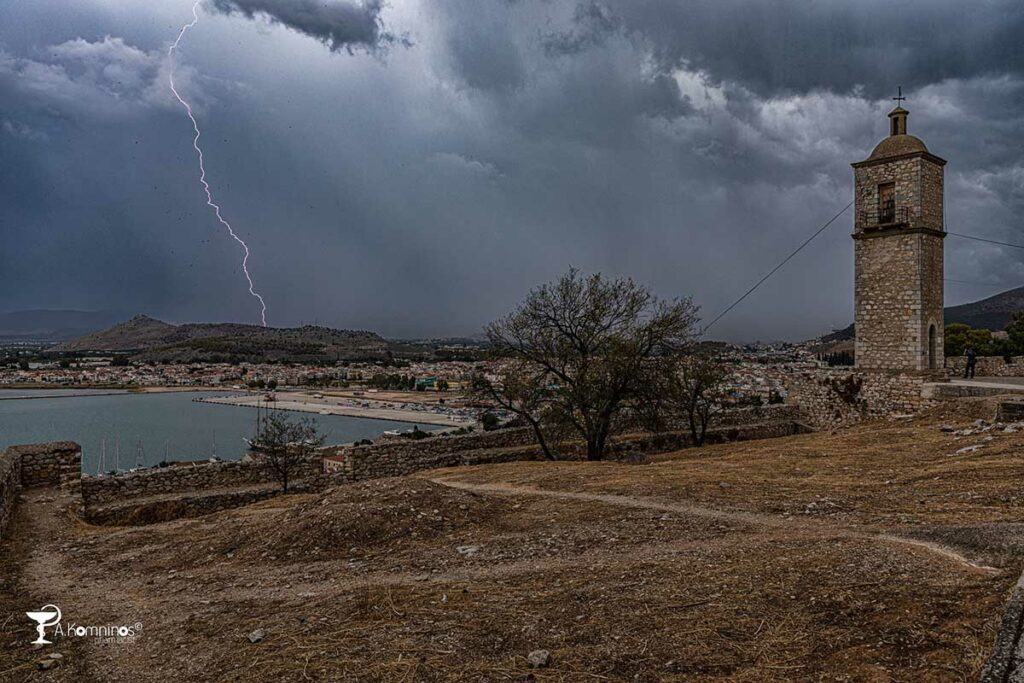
[168,0,269,327]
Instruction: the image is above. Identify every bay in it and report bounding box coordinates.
[0,390,426,473]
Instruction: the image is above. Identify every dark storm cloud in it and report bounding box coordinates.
[542,1,620,56]
[208,0,403,53]
[549,0,1024,96]
[2,0,1024,341]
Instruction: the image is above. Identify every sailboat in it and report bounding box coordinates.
[244,398,268,452]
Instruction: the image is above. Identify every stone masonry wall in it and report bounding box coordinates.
[946,356,1024,377]
[86,485,311,526]
[323,404,800,480]
[854,155,943,232]
[785,369,938,430]
[77,427,544,513]
[554,420,806,460]
[78,405,800,523]
[0,447,22,540]
[919,159,945,231]
[0,442,82,540]
[10,441,82,489]
[80,456,321,508]
[854,232,944,371]
[853,151,945,373]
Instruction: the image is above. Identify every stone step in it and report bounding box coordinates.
[924,380,1024,400]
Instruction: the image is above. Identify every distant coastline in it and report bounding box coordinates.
[0,386,223,400]
[196,392,474,428]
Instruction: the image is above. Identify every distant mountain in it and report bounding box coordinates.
[0,309,126,342]
[57,315,177,351]
[810,285,1024,349]
[55,315,390,362]
[944,286,1024,330]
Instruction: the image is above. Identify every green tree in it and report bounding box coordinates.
[1006,313,1024,355]
[480,411,500,431]
[945,324,993,357]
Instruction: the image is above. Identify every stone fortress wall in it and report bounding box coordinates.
[10,442,83,489]
[321,405,801,480]
[79,457,322,508]
[0,447,21,540]
[946,356,1024,378]
[0,405,804,528]
[0,387,976,530]
[784,370,939,431]
[13,387,999,527]
[0,442,82,539]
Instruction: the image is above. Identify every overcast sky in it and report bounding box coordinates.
[1,0,1023,340]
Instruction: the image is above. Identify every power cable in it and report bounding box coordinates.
[702,200,854,333]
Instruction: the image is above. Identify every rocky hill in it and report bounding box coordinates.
[55,315,389,362]
[945,285,1024,330]
[811,285,1024,350]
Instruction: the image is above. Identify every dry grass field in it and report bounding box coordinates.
[3,402,1024,681]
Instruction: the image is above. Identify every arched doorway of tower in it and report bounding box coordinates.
[928,324,937,370]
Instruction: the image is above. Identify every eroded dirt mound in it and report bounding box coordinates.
[217,478,511,563]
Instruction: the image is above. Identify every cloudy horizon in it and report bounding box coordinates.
[2,0,1023,341]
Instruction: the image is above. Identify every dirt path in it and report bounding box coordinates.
[426,475,1002,574]
[3,488,161,682]
[0,488,93,682]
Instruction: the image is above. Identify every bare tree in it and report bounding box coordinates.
[471,360,557,460]
[666,352,729,446]
[485,269,700,461]
[258,410,324,493]
[635,350,728,445]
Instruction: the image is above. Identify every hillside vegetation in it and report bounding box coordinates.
[54,315,389,362]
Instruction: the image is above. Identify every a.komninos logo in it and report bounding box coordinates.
[26,604,61,645]
[26,604,142,645]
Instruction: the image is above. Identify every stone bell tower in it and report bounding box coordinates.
[852,103,946,372]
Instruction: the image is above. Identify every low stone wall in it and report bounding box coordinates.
[323,412,804,480]
[80,456,321,509]
[785,370,939,430]
[323,405,799,472]
[946,355,1024,377]
[73,405,803,524]
[0,447,22,540]
[86,484,312,526]
[0,442,82,540]
[7,441,82,489]
[708,404,799,428]
[498,420,806,463]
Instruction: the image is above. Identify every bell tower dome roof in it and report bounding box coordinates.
[854,105,945,167]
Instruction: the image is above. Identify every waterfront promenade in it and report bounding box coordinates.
[196,391,475,427]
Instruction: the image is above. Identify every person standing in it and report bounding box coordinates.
[965,347,977,379]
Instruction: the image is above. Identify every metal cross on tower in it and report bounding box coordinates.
[893,86,906,106]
